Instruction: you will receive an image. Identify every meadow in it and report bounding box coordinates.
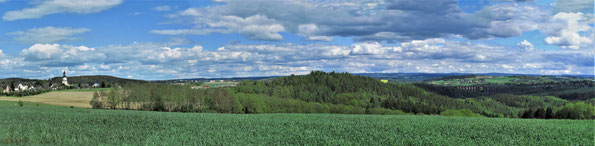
[0,100,592,145]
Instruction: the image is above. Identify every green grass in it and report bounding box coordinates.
[55,88,112,92]
[484,76,518,84]
[0,101,592,145]
[0,100,60,107]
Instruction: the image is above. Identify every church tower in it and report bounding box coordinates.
[62,70,70,86]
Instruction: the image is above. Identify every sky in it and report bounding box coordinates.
[0,0,593,80]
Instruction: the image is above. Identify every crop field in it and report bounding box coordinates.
[484,76,519,84]
[200,82,238,87]
[0,100,592,145]
[0,91,93,108]
[55,88,112,92]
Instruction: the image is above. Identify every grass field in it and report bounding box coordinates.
[0,100,591,145]
[0,91,93,108]
[200,82,238,87]
[484,76,518,84]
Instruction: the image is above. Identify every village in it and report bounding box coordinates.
[0,71,103,95]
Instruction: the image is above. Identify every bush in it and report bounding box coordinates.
[17,100,24,107]
[440,109,483,117]
[90,91,104,109]
[368,108,405,115]
[238,94,268,114]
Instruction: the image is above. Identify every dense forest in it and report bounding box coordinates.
[90,71,594,119]
[414,80,594,100]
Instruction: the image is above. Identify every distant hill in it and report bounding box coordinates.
[49,75,146,85]
[168,72,593,83]
[163,76,282,82]
[0,78,40,83]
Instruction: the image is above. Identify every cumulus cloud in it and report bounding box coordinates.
[8,26,90,43]
[2,0,122,21]
[20,44,105,66]
[542,12,593,49]
[4,36,592,79]
[517,40,534,51]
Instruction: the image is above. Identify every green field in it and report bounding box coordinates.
[200,82,238,87]
[0,101,592,145]
[484,76,518,84]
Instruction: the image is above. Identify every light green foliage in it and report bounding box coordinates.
[0,103,591,145]
[555,102,595,119]
[440,109,483,117]
[237,93,268,114]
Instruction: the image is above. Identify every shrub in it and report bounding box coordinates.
[368,108,405,115]
[440,109,483,117]
[90,91,104,109]
[238,94,268,114]
[17,100,23,107]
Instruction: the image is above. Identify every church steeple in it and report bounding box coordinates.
[62,70,70,86]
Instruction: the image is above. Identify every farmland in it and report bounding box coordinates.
[0,100,592,145]
[0,91,93,108]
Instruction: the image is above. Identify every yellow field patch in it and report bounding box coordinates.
[0,92,93,108]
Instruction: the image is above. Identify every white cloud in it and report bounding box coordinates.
[20,44,105,65]
[543,12,593,49]
[298,24,333,41]
[517,40,534,51]
[3,0,122,21]
[153,14,286,41]
[8,26,90,43]
[3,39,595,79]
[21,44,63,60]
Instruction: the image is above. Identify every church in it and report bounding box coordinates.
[62,70,70,86]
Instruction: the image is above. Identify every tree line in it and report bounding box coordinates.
[90,83,405,115]
[89,71,594,119]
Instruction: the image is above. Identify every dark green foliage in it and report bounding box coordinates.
[519,102,594,119]
[235,71,447,114]
[17,100,23,107]
[440,109,482,117]
[49,75,145,86]
[545,107,553,119]
[0,89,50,97]
[83,71,591,119]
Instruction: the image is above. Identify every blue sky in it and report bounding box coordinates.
[0,0,593,80]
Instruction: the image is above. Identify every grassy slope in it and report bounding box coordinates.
[0,101,591,145]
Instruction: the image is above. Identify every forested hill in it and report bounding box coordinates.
[0,78,39,83]
[50,75,146,85]
[234,71,477,115]
[232,71,592,118]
